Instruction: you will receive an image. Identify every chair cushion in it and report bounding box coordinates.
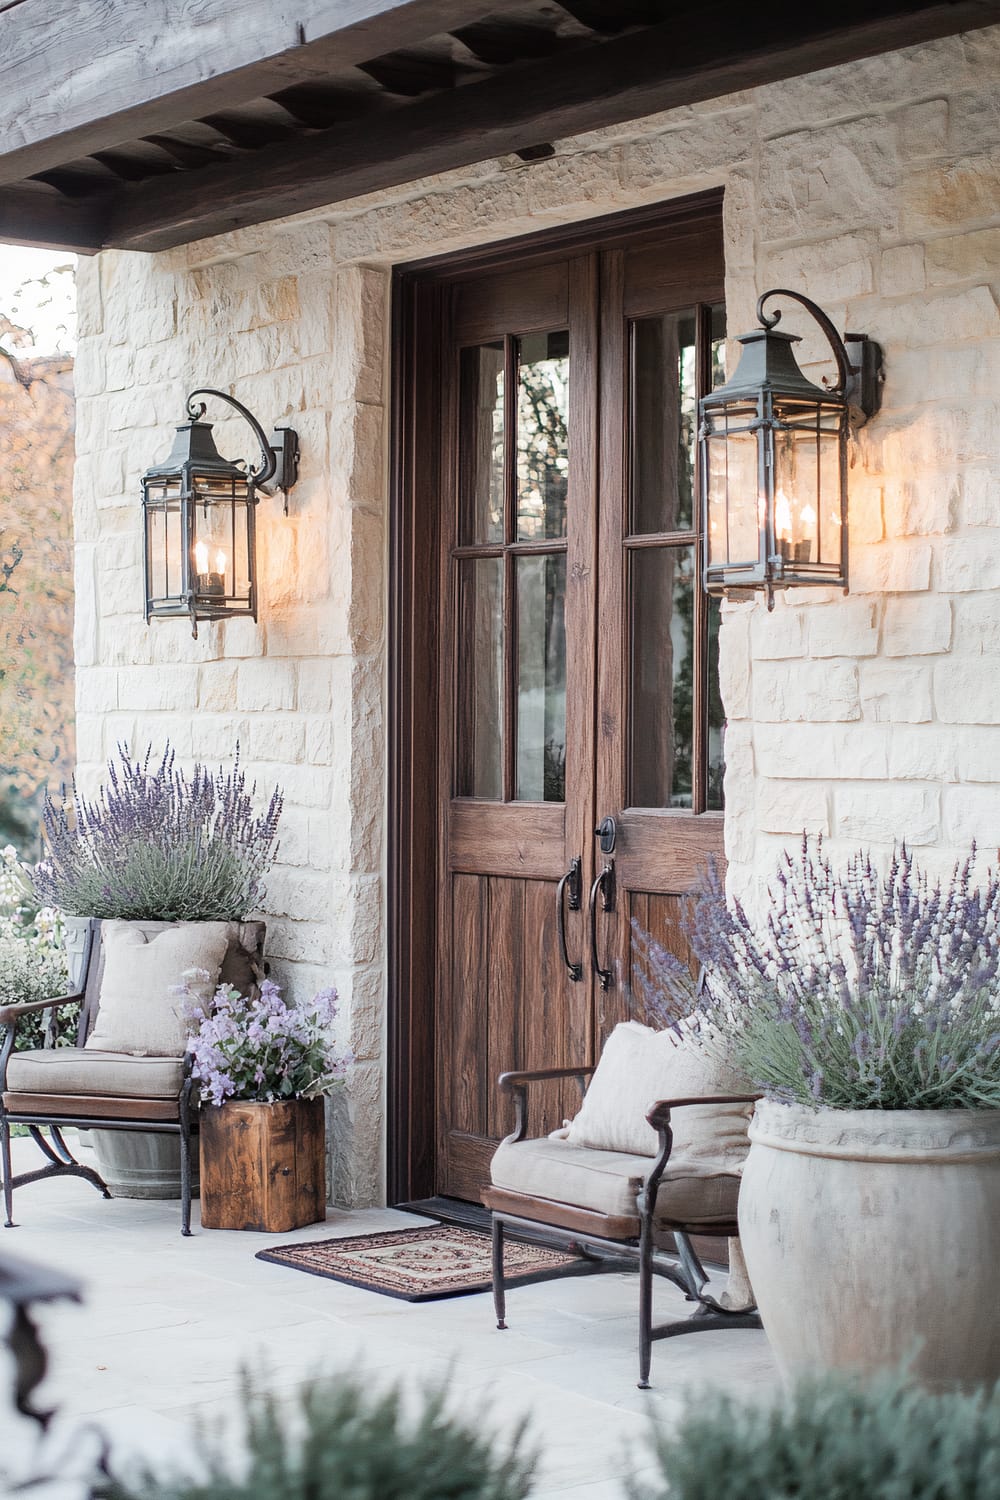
[86,921,230,1057]
[564,1020,752,1163]
[490,1135,740,1228]
[6,1049,185,1098]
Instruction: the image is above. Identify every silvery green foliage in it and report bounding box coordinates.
[633,839,1000,1110]
[98,1373,536,1500]
[0,844,70,1049]
[32,745,282,922]
[631,1372,1000,1500]
[182,976,350,1105]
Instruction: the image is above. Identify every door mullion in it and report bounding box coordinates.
[502,333,517,803]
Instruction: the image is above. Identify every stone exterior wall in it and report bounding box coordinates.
[73,24,1000,1204]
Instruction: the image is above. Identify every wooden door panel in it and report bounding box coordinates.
[449,802,565,878]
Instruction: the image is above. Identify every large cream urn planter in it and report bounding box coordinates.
[738,1100,1000,1391]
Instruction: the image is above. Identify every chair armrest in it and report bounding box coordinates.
[498,1065,594,1145]
[499,1065,594,1092]
[0,993,83,1028]
[646,1093,761,1131]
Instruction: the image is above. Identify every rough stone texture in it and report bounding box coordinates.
[73,25,1000,1203]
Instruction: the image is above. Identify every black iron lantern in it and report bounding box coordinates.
[699,289,883,608]
[142,388,299,637]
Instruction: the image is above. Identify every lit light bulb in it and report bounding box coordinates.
[800,505,817,526]
[774,488,793,540]
[214,549,227,578]
[194,540,209,574]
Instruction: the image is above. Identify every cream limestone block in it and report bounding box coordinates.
[752,660,860,723]
[809,600,880,658]
[859,662,933,724]
[834,784,940,845]
[756,779,830,836]
[944,786,1000,846]
[883,596,952,655]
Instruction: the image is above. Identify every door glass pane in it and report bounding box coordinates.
[458,343,504,544]
[707,594,725,810]
[516,331,569,540]
[710,302,727,389]
[456,558,503,798]
[516,554,566,801]
[630,311,696,535]
[630,545,696,809]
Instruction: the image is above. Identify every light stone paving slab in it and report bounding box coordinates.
[6,1138,776,1498]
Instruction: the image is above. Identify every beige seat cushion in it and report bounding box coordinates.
[564,1020,752,1166]
[6,1049,185,1098]
[86,920,230,1057]
[490,1135,740,1228]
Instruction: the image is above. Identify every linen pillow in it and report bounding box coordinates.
[85,920,230,1057]
[564,1020,753,1167]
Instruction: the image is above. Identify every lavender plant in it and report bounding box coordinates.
[634,839,1000,1111]
[32,745,282,921]
[182,975,351,1106]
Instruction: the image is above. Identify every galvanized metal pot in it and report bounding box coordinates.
[738,1100,1000,1391]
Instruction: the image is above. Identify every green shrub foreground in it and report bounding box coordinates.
[98,1374,536,1500]
[630,1372,1000,1500]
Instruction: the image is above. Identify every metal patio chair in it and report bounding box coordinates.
[483,1061,762,1388]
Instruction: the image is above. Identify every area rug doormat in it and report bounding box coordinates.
[255,1224,582,1302]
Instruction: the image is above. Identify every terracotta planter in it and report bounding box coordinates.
[738,1100,1000,1391]
[199,1097,326,1232]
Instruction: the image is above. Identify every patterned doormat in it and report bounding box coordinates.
[255,1223,582,1302]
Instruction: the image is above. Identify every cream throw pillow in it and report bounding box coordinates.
[86,920,230,1057]
[564,1020,753,1168]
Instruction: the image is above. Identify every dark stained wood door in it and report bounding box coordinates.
[427,204,725,1202]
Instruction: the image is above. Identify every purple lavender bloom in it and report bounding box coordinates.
[631,838,1000,1111]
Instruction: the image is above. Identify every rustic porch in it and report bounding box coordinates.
[5,1136,776,1499]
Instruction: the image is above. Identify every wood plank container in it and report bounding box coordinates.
[199,1098,326,1232]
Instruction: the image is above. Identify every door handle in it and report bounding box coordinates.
[556,857,583,983]
[589,861,615,991]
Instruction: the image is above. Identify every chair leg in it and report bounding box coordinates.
[179,1096,194,1238]
[638,1211,654,1389]
[1,1116,13,1228]
[492,1214,507,1330]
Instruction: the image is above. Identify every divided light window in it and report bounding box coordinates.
[627,303,727,812]
[454,331,569,804]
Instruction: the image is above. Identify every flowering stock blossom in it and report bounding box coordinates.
[633,839,1000,1111]
[181,972,352,1107]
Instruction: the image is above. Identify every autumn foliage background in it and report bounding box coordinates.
[0,317,75,851]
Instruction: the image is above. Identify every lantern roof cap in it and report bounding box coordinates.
[142,417,250,482]
[704,324,843,409]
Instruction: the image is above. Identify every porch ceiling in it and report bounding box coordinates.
[2,0,998,255]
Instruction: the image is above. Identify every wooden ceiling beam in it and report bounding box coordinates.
[105,0,1000,253]
[0,187,106,254]
[0,0,529,187]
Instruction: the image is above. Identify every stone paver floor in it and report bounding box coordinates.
[2,1136,777,1498]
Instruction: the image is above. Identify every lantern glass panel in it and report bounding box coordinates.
[189,475,252,601]
[771,399,843,569]
[705,407,759,569]
[145,479,184,605]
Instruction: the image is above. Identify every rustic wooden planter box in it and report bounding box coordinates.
[199,1098,326,1232]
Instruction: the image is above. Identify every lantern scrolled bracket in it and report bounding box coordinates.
[755,289,883,426]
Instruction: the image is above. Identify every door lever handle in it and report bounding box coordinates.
[589,861,615,991]
[556,857,583,983]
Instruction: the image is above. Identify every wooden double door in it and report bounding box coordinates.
[393,198,727,1203]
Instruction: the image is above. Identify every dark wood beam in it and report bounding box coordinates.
[0,0,527,187]
[0,186,105,254]
[105,0,1000,252]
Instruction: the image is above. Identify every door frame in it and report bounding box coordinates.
[387,187,725,1204]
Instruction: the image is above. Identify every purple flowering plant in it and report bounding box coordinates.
[181,973,351,1106]
[33,743,282,921]
[633,839,1000,1111]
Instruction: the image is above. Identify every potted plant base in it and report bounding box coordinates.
[200,1097,326,1232]
[739,1100,1000,1391]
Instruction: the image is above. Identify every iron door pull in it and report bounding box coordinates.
[589,862,615,991]
[556,857,583,982]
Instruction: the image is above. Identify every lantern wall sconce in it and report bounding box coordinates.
[698,288,883,609]
[141,388,299,637]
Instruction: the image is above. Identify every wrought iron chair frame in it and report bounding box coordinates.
[0,920,198,1236]
[484,1065,762,1388]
